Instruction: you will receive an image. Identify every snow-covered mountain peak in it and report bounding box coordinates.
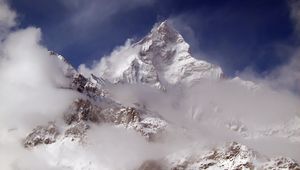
[95,20,224,89]
[147,20,182,44]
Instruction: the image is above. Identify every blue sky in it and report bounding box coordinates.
[9,0,296,76]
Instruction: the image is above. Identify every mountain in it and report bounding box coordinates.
[22,21,300,170]
[97,21,224,89]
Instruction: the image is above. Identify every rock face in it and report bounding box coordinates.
[98,21,223,89]
[25,98,167,146]
[64,99,101,125]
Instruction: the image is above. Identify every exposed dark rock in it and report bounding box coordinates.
[138,160,164,170]
[65,121,90,140]
[262,157,300,170]
[64,99,101,125]
[71,73,88,93]
[24,122,59,148]
[116,107,140,125]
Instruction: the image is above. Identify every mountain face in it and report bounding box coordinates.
[98,21,224,89]
[22,21,300,170]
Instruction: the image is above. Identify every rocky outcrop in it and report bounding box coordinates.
[64,99,101,125]
[71,73,108,98]
[166,142,260,170]
[24,122,59,147]
[165,142,300,170]
[24,97,167,147]
[65,121,90,140]
[262,157,300,170]
[62,98,167,141]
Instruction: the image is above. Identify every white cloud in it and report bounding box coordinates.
[0,1,78,169]
[60,0,155,33]
[0,27,77,129]
[0,0,17,41]
[0,0,16,28]
[107,78,300,160]
[264,0,300,93]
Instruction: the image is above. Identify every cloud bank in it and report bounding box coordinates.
[0,1,78,169]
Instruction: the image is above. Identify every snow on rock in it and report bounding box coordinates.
[136,142,300,170]
[24,122,59,147]
[50,51,77,78]
[135,117,168,141]
[262,157,300,170]
[166,142,261,170]
[64,121,90,141]
[97,21,224,89]
[25,97,168,146]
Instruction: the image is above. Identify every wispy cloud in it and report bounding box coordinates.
[265,0,300,93]
[57,0,155,39]
[0,0,17,40]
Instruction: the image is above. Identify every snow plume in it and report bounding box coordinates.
[269,52,300,93]
[0,1,77,169]
[265,0,300,93]
[78,39,139,80]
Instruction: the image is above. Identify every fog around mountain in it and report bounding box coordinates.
[1,0,300,169]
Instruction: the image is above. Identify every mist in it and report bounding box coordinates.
[1,0,300,169]
[0,1,78,169]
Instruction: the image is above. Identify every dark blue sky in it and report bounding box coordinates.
[9,0,295,76]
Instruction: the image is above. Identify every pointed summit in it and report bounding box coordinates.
[152,20,173,32]
[155,20,177,34]
[146,20,182,44]
[97,21,223,88]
